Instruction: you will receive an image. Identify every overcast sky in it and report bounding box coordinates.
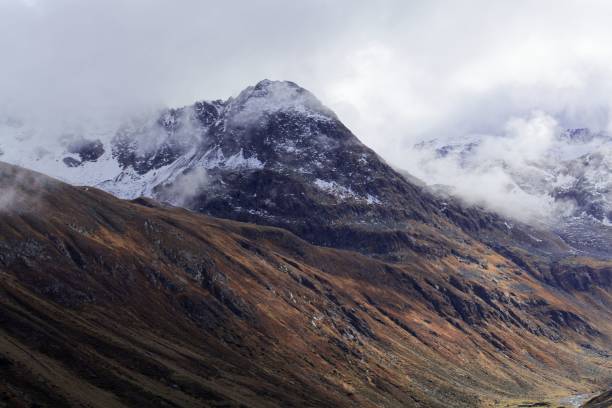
[3,0,612,163]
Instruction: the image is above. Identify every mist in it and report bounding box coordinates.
[158,167,209,208]
[0,162,51,213]
[2,0,612,223]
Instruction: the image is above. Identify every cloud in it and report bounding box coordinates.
[0,163,50,213]
[0,0,361,124]
[405,111,609,224]
[480,112,558,165]
[157,167,209,208]
[3,0,612,137]
[0,184,19,213]
[2,0,612,222]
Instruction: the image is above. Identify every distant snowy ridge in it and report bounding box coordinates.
[410,118,612,255]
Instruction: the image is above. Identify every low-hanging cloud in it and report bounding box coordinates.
[0,163,51,213]
[405,111,611,225]
[158,167,209,208]
[115,105,204,157]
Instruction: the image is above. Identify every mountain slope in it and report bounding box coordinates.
[0,163,610,407]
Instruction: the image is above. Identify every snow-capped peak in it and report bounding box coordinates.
[227,80,336,126]
[0,80,368,206]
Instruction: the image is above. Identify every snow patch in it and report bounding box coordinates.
[224,148,264,169]
[200,147,264,170]
[314,178,380,205]
[230,80,335,126]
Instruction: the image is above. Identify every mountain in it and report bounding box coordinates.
[2,80,439,255]
[0,81,610,406]
[0,80,572,261]
[0,162,610,408]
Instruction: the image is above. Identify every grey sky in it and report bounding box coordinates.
[2,0,612,164]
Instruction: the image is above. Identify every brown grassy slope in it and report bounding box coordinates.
[0,162,610,407]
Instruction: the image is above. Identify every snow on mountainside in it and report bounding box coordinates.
[0,80,340,200]
[0,117,121,191]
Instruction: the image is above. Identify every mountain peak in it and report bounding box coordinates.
[253,78,298,90]
[228,79,337,125]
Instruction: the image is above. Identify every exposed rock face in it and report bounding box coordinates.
[548,261,612,292]
[61,137,105,167]
[66,138,105,162]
